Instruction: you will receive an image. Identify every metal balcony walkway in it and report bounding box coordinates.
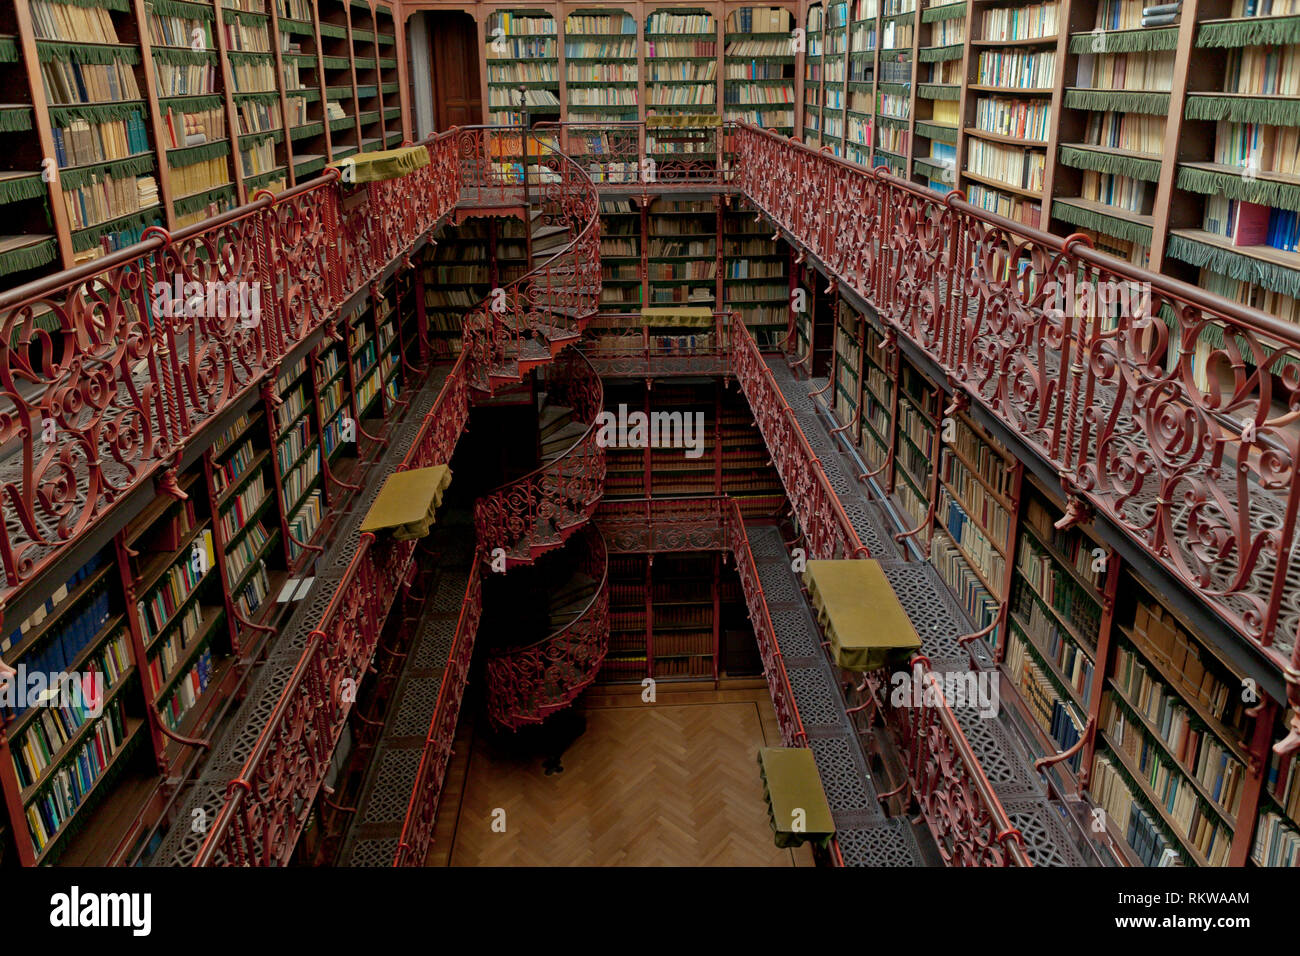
[146,363,456,867]
[762,356,1096,867]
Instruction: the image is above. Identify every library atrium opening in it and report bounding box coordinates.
[0,0,1298,887]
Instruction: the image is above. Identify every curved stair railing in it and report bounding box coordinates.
[473,348,606,567]
[483,523,610,731]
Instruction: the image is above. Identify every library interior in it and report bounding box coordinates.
[0,0,1299,873]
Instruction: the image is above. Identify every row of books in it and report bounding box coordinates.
[1198,269,1300,328]
[564,41,635,59]
[648,12,714,34]
[1084,110,1164,155]
[646,41,717,57]
[61,170,157,232]
[1078,50,1177,92]
[1080,170,1151,214]
[1224,44,1300,97]
[1005,626,1083,769]
[163,106,225,150]
[148,12,212,50]
[1092,752,1184,866]
[226,523,271,584]
[728,7,792,33]
[30,0,118,42]
[931,532,1001,642]
[52,113,151,169]
[1015,536,1102,647]
[1204,196,1296,250]
[136,530,216,641]
[568,64,637,83]
[489,13,557,35]
[154,62,219,98]
[1214,121,1300,176]
[10,630,132,789]
[41,59,141,107]
[941,451,1011,547]
[980,3,1059,42]
[968,138,1046,192]
[487,62,555,83]
[976,49,1056,88]
[1252,811,1300,866]
[975,96,1051,143]
[219,474,268,544]
[2,561,111,680]
[287,488,324,559]
[159,645,216,731]
[1094,0,1156,31]
[1023,498,1104,589]
[564,13,635,35]
[222,20,272,54]
[233,562,273,619]
[146,602,208,695]
[938,489,1007,591]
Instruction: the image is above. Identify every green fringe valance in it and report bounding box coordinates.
[167,138,231,166]
[243,167,285,190]
[290,121,323,138]
[152,46,217,65]
[915,121,957,143]
[277,17,315,36]
[1198,15,1300,48]
[38,42,140,65]
[289,88,320,102]
[917,82,959,100]
[922,2,967,22]
[356,84,378,98]
[877,82,911,96]
[149,0,215,19]
[322,55,351,69]
[239,128,283,146]
[221,8,269,26]
[1185,93,1300,127]
[326,86,353,100]
[1068,27,1178,54]
[914,157,954,181]
[877,151,905,169]
[351,0,372,8]
[381,82,398,94]
[376,4,393,16]
[318,23,347,39]
[378,57,396,69]
[332,145,357,160]
[0,173,46,204]
[71,208,162,253]
[233,90,281,104]
[48,102,143,124]
[329,116,354,131]
[918,43,964,62]
[883,11,916,23]
[226,50,274,65]
[1051,200,1153,246]
[1177,164,1300,213]
[1166,233,1300,298]
[358,110,379,124]
[1064,88,1170,114]
[173,184,234,217]
[160,93,223,112]
[0,34,21,63]
[0,107,34,132]
[295,156,326,175]
[383,107,400,119]
[48,0,130,10]
[376,32,395,46]
[1059,145,1162,182]
[0,238,57,278]
[60,153,155,188]
[877,115,909,129]
[353,29,374,42]
[285,53,316,65]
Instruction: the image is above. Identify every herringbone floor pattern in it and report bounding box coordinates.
[445,687,810,866]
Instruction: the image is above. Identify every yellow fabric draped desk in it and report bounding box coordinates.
[803,559,923,672]
[757,747,836,849]
[359,465,453,540]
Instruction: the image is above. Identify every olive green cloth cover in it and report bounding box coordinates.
[757,747,835,849]
[639,306,715,327]
[803,559,923,672]
[329,144,429,184]
[645,114,722,129]
[359,465,452,540]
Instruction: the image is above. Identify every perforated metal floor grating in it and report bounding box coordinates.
[148,365,456,867]
[758,356,1095,868]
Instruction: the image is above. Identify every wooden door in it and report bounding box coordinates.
[429,12,482,129]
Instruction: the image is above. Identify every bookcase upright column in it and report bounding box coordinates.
[112,534,168,776]
[0,724,36,864]
[199,453,245,657]
[262,378,298,569]
[131,0,178,229]
[1230,698,1279,866]
[1079,548,1120,776]
[992,458,1023,661]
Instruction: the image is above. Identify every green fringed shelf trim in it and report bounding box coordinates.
[37,42,140,65]
[1059,145,1162,182]
[319,23,348,39]
[1068,27,1178,54]
[1177,164,1300,213]
[326,86,353,100]
[1167,233,1300,298]
[329,116,354,131]
[278,18,315,36]
[919,43,964,62]
[376,33,395,46]
[0,238,57,277]
[922,2,967,22]
[383,107,400,119]
[1185,93,1300,127]
[378,57,396,69]
[239,128,283,146]
[877,82,911,96]
[70,207,162,252]
[917,83,959,100]
[226,50,275,65]
[913,157,954,181]
[384,132,401,145]
[290,121,323,139]
[167,139,231,166]
[48,0,131,10]
[0,35,22,63]
[376,4,393,16]
[289,88,321,102]
[332,145,358,159]
[883,11,916,23]
[322,55,351,69]
[356,84,378,98]
[353,29,374,42]
[233,90,281,104]
[243,167,286,191]
[152,46,218,65]
[877,115,909,129]
[0,173,46,204]
[160,93,224,112]
[1064,88,1169,114]
[359,110,379,124]
[47,101,144,124]
[381,82,398,94]
[59,153,155,188]
[221,8,269,25]
[351,0,371,8]
[295,156,326,175]
[285,53,317,65]
[877,151,906,170]
[173,184,234,217]
[0,107,34,132]
[1198,15,1300,48]
[1052,200,1153,246]
[1183,322,1300,372]
[915,121,957,144]
[150,0,215,18]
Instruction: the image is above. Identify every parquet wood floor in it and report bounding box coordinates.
[439,684,812,866]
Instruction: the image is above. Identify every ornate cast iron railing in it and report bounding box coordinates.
[583,310,733,378]
[392,561,483,867]
[473,349,606,567]
[193,128,604,865]
[731,124,1300,706]
[483,523,609,732]
[0,131,461,605]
